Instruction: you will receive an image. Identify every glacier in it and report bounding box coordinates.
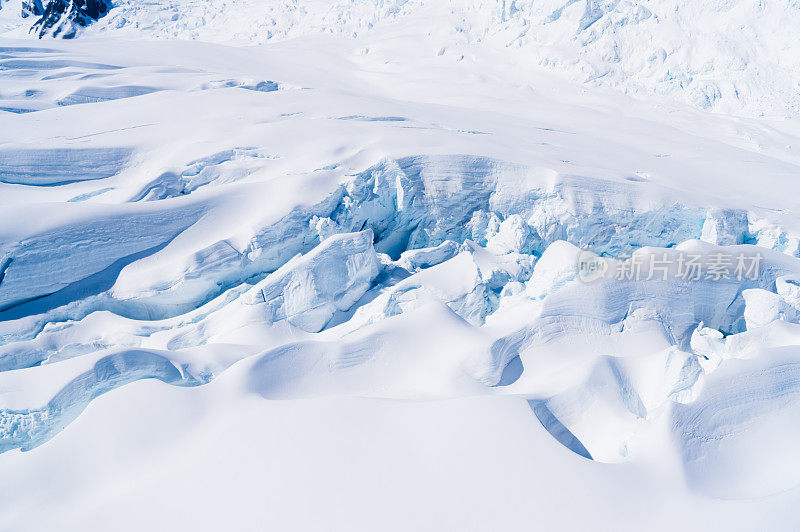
[1,0,800,530]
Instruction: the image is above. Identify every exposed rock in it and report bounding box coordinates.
[30,0,111,39]
[21,0,44,18]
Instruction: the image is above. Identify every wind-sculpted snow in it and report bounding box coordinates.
[0,44,288,118]
[0,146,133,185]
[132,148,281,202]
[55,85,161,106]
[673,345,800,498]
[245,302,492,400]
[0,201,207,313]
[0,349,187,453]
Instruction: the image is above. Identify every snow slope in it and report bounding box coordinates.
[2,0,800,530]
[75,0,800,117]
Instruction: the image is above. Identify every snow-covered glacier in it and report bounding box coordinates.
[2,0,800,530]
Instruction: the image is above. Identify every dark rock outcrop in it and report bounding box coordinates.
[29,0,111,39]
[21,0,45,18]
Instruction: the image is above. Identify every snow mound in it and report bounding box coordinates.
[674,345,800,498]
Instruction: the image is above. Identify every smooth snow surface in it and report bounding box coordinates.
[2,0,800,530]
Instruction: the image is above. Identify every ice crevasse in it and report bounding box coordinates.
[3,151,800,503]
